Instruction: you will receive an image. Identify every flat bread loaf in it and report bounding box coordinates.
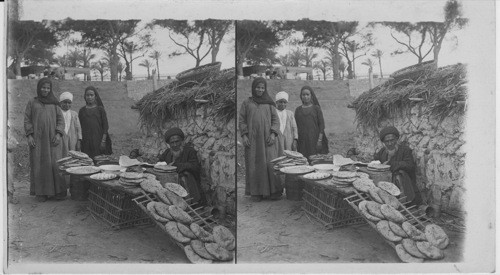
[377,188,401,209]
[205,242,233,261]
[177,222,197,239]
[368,187,384,204]
[358,201,381,222]
[146,202,170,223]
[168,205,193,224]
[377,181,401,196]
[190,240,216,260]
[388,221,408,238]
[213,225,235,251]
[380,204,406,223]
[156,188,172,205]
[416,241,444,260]
[165,189,189,210]
[154,202,174,220]
[165,182,188,197]
[365,201,385,219]
[425,224,449,249]
[402,221,427,241]
[190,223,215,243]
[376,220,403,242]
[184,245,213,264]
[402,238,426,259]
[165,222,191,244]
[352,178,376,193]
[395,244,424,263]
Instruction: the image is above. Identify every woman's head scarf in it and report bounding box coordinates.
[300,85,320,107]
[250,77,276,106]
[84,86,104,107]
[164,127,185,143]
[35,78,59,105]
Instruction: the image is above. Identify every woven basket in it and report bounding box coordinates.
[390,60,436,82]
[176,62,221,83]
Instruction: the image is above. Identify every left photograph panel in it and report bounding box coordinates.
[6,0,236,266]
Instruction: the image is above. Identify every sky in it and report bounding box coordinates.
[16,0,465,79]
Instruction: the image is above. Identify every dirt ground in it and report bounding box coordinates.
[236,132,465,263]
[7,131,191,267]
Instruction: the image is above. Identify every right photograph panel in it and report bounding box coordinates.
[236,17,467,263]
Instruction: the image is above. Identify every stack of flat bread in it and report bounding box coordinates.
[153,163,177,173]
[367,162,391,172]
[118,172,144,188]
[271,151,309,170]
[57,151,93,170]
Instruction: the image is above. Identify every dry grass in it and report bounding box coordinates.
[351,64,467,130]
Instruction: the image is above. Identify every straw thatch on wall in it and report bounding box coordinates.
[135,68,235,133]
[351,64,467,130]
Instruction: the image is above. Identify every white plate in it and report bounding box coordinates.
[302,172,331,180]
[280,165,314,175]
[99,164,123,171]
[312,164,335,171]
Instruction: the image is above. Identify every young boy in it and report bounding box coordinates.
[275,91,298,151]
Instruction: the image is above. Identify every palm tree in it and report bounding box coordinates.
[313,59,330,81]
[91,60,108,81]
[371,49,384,79]
[81,48,96,81]
[362,58,376,89]
[149,50,162,80]
[117,62,124,81]
[139,59,153,79]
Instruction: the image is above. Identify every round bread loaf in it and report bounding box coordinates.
[141,179,162,194]
[376,220,403,242]
[154,202,174,220]
[205,242,233,261]
[146,202,170,223]
[395,244,424,263]
[377,188,401,209]
[184,245,213,264]
[165,182,188,197]
[165,222,190,244]
[353,178,376,193]
[213,225,235,251]
[401,221,427,241]
[425,224,449,249]
[177,222,197,239]
[377,181,401,196]
[401,238,426,258]
[368,187,384,204]
[380,204,406,223]
[165,189,189,210]
[416,241,444,260]
[156,188,172,205]
[365,201,385,219]
[168,205,193,224]
[358,201,381,222]
[190,223,215,242]
[190,240,216,260]
[388,221,408,238]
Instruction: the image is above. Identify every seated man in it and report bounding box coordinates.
[158,127,204,206]
[373,126,422,206]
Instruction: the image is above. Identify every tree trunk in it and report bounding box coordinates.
[211,45,219,63]
[100,72,104,81]
[147,68,150,79]
[109,46,119,81]
[323,71,326,81]
[332,42,341,80]
[195,58,201,68]
[368,68,373,89]
[351,52,356,79]
[346,60,353,79]
[378,57,383,78]
[433,45,441,68]
[156,59,160,80]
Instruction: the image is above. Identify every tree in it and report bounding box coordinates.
[117,62,124,81]
[313,59,330,80]
[294,20,358,80]
[235,20,282,76]
[362,58,376,89]
[204,20,233,63]
[339,60,346,79]
[371,49,384,78]
[422,0,468,66]
[139,59,153,79]
[8,20,59,77]
[378,22,433,64]
[60,19,141,81]
[303,48,318,67]
[149,50,162,80]
[92,59,108,81]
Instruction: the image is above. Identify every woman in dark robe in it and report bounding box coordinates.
[373,126,423,206]
[78,86,112,159]
[24,78,66,202]
[239,77,283,201]
[294,85,329,159]
[158,127,204,206]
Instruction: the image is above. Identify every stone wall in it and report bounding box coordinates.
[355,106,465,213]
[139,105,236,215]
[126,79,174,101]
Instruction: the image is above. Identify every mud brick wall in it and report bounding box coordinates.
[355,106,465,213]
[139,105,236,215]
